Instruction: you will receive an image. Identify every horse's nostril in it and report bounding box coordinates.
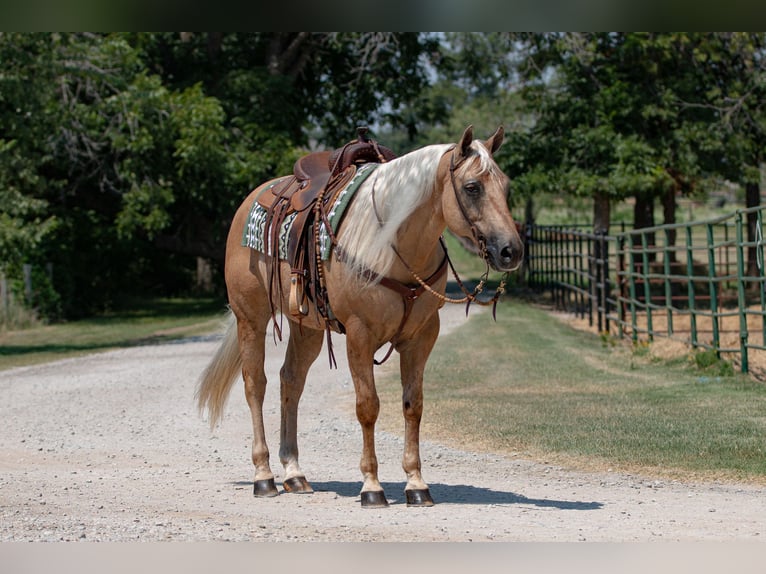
[500,246,513,262]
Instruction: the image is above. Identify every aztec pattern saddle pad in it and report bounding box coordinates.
[241,162,379,260]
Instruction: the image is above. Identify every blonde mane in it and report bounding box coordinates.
[336,144,452,279]
[336,139,501,281]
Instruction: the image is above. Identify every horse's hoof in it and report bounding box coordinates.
[283,476,313,494]
[405,488,434,507]
[253,478,279,498]
[360,490,389,508]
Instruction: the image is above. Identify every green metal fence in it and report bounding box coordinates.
[525,206,766,376]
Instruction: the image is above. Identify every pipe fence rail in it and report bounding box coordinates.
[525,206,766,376]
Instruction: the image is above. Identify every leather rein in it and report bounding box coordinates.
[389,150,511,319]
[348,148,509,364]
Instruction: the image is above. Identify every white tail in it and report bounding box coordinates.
[195,312,242,429]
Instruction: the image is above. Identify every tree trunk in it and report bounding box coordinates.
[196,257,214,294]
[592,192,610,234]
[662,186,677,263]
[633,193,656,265]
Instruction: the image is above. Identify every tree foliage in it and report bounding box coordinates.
[2,32,764,322]
[509,33,766,230]
[1,32,441,319]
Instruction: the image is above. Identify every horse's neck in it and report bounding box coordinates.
[388,153,450,279]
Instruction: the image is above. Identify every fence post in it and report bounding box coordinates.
[556,226,563,308]
[641,232,654,341]
[563,227,569,311]
[591,231,602,331]
[735,212,749,374]
[586,235,601,332]
[706,223,721,356]
[685,226,698,348]
[581,233,588,323]
[543,227,551,292]
[599,231,610,334]
[617,236,627,339]
[525,224,535,289]
[663,227,674,336]
[758,210,766,348]
[627,234,638,343]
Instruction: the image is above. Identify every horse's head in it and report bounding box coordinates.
[440,126,524,272]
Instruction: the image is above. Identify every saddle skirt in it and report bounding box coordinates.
[242,162,379,260]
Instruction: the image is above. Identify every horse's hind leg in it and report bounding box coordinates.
[279,324,324,494]
[237,316,279,497]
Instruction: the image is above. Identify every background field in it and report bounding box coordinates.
[0,298,226,370]
[376,298,766,483]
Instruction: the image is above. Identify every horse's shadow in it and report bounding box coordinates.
[233,480,602,510]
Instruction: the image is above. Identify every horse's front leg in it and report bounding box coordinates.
[345,321,388,508]
[398,312,440,507]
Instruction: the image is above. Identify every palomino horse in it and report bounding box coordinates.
[196,126,523,507]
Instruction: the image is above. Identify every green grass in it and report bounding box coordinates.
[377,299,766,482]
[0,297,228,371]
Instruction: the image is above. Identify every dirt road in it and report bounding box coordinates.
[1,304,765,542]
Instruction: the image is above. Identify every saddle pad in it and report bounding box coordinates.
[242,163,379,260]
[318,162,379,259]
[241,178,296,258]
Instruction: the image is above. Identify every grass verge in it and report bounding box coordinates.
[0,297,228,371]
[376,299,766,483]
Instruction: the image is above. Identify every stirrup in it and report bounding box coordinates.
[289,274,309,317]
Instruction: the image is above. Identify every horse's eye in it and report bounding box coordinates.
[463,180,483,197]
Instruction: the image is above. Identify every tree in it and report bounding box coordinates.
[1,33,445,320]
[684,33,766,276]
[510,33,746,247]
[0,33,61,317]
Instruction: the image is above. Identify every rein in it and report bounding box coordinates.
[393,238,509,320]
[389,150,510,320]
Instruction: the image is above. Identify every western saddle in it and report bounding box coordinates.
[257,127,396,348]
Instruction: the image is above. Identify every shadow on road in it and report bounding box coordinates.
[269,480,604,509]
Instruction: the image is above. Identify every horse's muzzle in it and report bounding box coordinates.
[486,236,524,272]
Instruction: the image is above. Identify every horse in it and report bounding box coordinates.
[196,125,524,507]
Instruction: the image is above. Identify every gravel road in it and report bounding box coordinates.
[1,304,765,542]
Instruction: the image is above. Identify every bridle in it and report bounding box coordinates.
[329,144,512,366]
[392,147,511,319]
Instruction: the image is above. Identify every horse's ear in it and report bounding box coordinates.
[455,125,474,160]
[484,126,504,155]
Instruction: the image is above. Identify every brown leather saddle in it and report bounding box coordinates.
[256,128,396,333]
[256,128,396,214]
